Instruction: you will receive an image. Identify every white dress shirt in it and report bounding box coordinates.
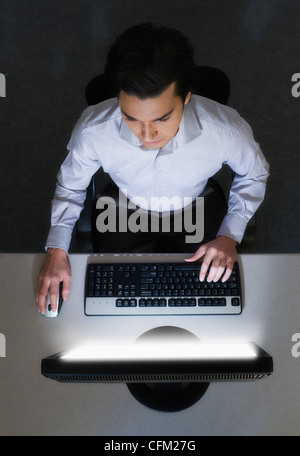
[45,94,270,252]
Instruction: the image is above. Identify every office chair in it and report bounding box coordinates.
[76,67,256,253]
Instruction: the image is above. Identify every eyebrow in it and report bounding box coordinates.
[121,109,174,122]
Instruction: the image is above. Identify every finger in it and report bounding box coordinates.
[61,274,71,301]
[199,253,214,281]
[221,261,234,282]
[49,281,60,311]
[36,294,47,315]
[206,259,222,283]
[210,261,227,283]
[35,279,50,315]
[185,245,206,263]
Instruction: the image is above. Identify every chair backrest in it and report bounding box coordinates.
[85,74,114,105]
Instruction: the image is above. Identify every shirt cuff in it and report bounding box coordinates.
[216,213,248,244]
[45,225,73,254]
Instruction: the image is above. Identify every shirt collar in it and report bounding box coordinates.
[119,95,203,151]
[180,97,203,144]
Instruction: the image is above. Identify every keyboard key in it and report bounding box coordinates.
[231,298,240,306]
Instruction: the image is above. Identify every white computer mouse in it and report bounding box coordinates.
[44,283,64,318]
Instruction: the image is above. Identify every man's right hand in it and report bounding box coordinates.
[35,248,71,314]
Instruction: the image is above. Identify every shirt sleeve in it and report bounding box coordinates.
[216,118,270,244]
[45,125,101,253]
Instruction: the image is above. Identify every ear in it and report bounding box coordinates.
[184,91,192,105]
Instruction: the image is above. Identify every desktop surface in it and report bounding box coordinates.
[0,253,299,435]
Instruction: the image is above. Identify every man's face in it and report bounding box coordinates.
[119,82,191,150]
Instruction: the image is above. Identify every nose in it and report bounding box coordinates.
[141,123,158,142]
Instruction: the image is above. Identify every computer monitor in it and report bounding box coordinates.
[41,326,273,412]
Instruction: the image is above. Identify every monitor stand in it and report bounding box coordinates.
[127,326,210,412]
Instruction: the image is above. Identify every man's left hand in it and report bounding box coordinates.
[185,235,237,283]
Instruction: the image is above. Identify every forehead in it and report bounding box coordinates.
[118,82,182,122]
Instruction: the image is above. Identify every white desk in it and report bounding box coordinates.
[0,253,300,436]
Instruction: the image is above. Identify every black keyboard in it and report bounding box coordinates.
[84,262,242,316]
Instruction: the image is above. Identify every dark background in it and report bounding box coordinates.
[1,0,299,253]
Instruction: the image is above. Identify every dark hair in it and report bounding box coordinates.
[104,23,197,102]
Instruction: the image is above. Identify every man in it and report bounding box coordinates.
[36,23,269,314]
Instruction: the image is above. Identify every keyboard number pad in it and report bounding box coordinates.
[87,264,115,297]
